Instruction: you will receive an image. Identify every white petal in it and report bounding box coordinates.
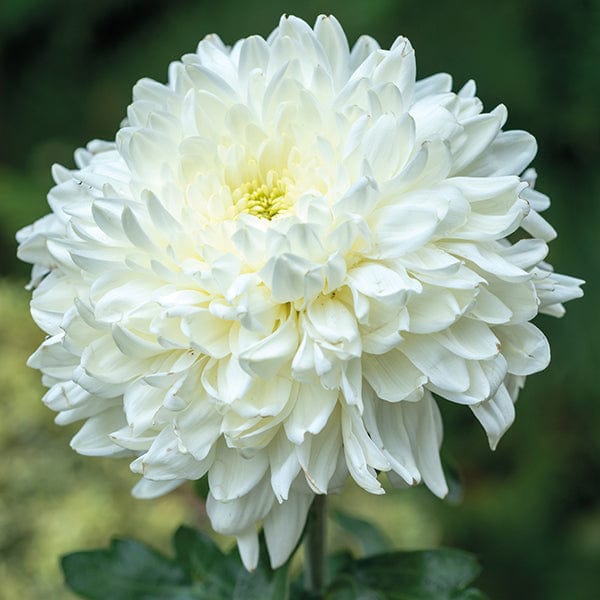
[238,35,270,78]
[414,73,452,99]
[80,335,148,386]
[28,333,78,380]
[112,322,163,358]
[401,334,470,393]
[261,253,324,304]
[109,426,154,451]
[535,271,584,308]
[469,286,513,325]
[43,380,94,412]
[238,313,298,379]
[284,383,338,444]
[70,407,128,456]
[236,529,259,572]
[332,176,379,218]
[471,384,515,450]
[132,426,213,480]
[122,379,164,434]
[341,407,387,494]
[314,15,350,86]
[145,190,182,237]
[462,130,537,177]
[363,114,415,181]
[211,355,253,405]
[132,477,185,499]
[500,238,548,269]
[174,395,221,460]
[521,185,550,212]
[495,323,550,376]
[121,205,157,251]
[30,273,79,334]
[434,318,500,360]
[208,444,269,500]
[350,35,380,70]
[297,414,342,494]
[407,286,475,334]
[181,309,231,358]
[374,38,415,101]
[348,263,413,305]
[429,355,506,405]
[363,350,426,402]
[451,107,506,173]
[264,491,313,568]
[268,430,302,501]
[442,242,530,282]
[487,278,539,325]
[341,357,363,408]
[402,392,447,497]
[400,246,462,276]
[206,477,274,535]
[520,209,557,241]
[365,395,419,484]
[306,297,359,347]
[369,205,440,258]
[229,375,292,420]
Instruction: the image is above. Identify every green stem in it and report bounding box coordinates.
[304,494,327,598]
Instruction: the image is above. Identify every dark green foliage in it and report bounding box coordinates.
[327,549,486,600]
[61,538,191,600]
[62,526,291,600]
[172,527,239,595]
[62,526,486,600]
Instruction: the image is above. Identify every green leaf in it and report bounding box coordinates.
[61,538,191,600]
[232,532,291,600]
[333,510,392,556]
[289,550,355,598]
[173,526,238,596]
[327,551,355,584]
[173,526,237,580]
[232,561,290,600]
[62,526,486,600]
[451,590,489,600]
[327,548,487,600]
[63,527,293,600]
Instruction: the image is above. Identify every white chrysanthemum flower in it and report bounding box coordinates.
[18,15,583,570]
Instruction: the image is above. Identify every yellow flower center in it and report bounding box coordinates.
[232,170,293,220]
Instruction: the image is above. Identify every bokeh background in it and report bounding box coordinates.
[1,1,598,598]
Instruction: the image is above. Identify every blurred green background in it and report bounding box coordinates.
[1,1,598,598]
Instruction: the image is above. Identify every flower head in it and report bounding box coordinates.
[18,15,583,569]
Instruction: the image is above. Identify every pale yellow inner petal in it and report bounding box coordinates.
[232,170,295,220]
